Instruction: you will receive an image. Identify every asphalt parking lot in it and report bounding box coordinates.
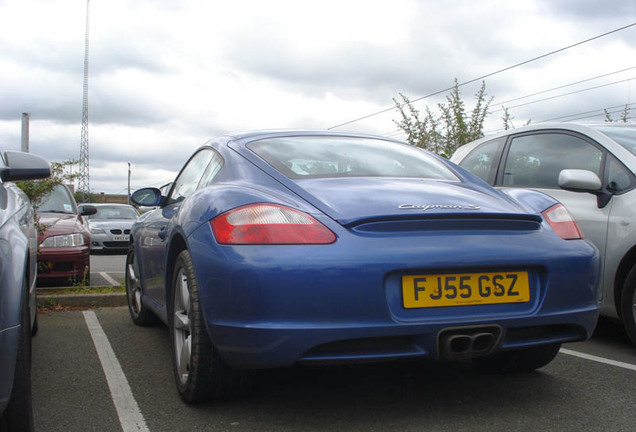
[88,253,127,287]
[32,306,636,432]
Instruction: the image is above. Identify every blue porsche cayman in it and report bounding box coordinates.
[127,131,600,403]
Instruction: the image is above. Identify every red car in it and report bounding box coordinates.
[36,184,96,285]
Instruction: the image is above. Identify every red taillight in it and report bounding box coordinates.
[211,203,336,245]
[542,204,582,240]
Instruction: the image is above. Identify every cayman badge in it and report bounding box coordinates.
[399,204,481,211]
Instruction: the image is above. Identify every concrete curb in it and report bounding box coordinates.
[37,292,127,308]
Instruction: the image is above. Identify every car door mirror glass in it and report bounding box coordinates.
[558,169,602,192]
[131,188,163,207]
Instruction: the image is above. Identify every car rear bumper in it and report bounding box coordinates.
[188,225,601,370]
[208,307,598,369]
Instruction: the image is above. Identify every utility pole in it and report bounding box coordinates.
[21,113,30,152]
[78,0,91,202]
[127,162,131,205]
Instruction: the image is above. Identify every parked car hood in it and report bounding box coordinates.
[291,177,536,226]
[38,212,84,240]
[88,219,135,229]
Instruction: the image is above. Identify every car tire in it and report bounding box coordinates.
[620,265,636,345]
[31,312,38,337]
[0,281,34,431]
[471,343,561,372]
[125,245,155,326]
[170,249,254,404]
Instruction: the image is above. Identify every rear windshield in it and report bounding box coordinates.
[596,127,636,156]
[247,136,458,181]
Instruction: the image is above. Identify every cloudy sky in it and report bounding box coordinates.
[1,0,635,195]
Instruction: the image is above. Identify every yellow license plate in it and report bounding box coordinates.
[402,271,530,308]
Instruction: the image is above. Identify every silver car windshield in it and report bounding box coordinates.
[596,126,636,156]
[247,136,458,181]
[87,206,139,220]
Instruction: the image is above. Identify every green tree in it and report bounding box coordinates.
[16,160,94,285]
[15,160,79,235]
[605,104,630,122]
[393,79,493,158]
[501,106,514,130]
[501,107,532,130]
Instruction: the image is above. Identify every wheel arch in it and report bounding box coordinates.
[614,245,636,318]
[165,232,188,313]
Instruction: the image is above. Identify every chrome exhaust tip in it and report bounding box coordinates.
[438,326,502,360]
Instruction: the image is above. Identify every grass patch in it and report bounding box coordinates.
[38,285,126,295]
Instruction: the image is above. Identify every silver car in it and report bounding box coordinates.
[84,203,139,252]
[451,123,636,344]
[0,150,50,431]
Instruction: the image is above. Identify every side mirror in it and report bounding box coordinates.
[558,169,612,208]
[558,169,602,192]
[131,187,163,207]
[0,151,51,181]
[79,204,98,216]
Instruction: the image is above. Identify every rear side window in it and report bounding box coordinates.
[168,149,214,204]
[457,137,505,184]
[198,152,224,188]
[502,133,602,188]
[247,136,458,181]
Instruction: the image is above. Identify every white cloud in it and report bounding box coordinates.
[1,0,635,193]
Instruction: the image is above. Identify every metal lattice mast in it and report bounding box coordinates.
[78,0,90,202]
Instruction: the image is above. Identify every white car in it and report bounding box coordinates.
[83,203,139,252]
[451,122,636,344]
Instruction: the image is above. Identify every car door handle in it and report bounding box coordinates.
[158,227,168,240]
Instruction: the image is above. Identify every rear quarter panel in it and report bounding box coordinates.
[0,184,31,410]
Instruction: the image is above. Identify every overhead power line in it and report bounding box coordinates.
[328,21,636,130]
[483,103,635,134]
[381,68,636,137]
[496,66,636,108]
[538,102,636,123]
[495,77,635,113]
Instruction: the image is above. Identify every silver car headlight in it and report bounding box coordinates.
[40,233,85,248]
[90,227,106,234]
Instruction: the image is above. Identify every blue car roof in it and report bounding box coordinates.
[224,130,404,145]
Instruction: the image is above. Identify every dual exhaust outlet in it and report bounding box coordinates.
[438,325,502,360]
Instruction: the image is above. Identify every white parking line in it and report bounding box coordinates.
[561,348,636,372]
[100,272,121,286]
[83,311,149,432]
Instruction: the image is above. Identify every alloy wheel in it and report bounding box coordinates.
[632,289,636,325]
[126,252,142,316]
[173,267,192,385]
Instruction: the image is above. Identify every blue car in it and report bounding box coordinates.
[0,151,50,430]
[127,131,601,403]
